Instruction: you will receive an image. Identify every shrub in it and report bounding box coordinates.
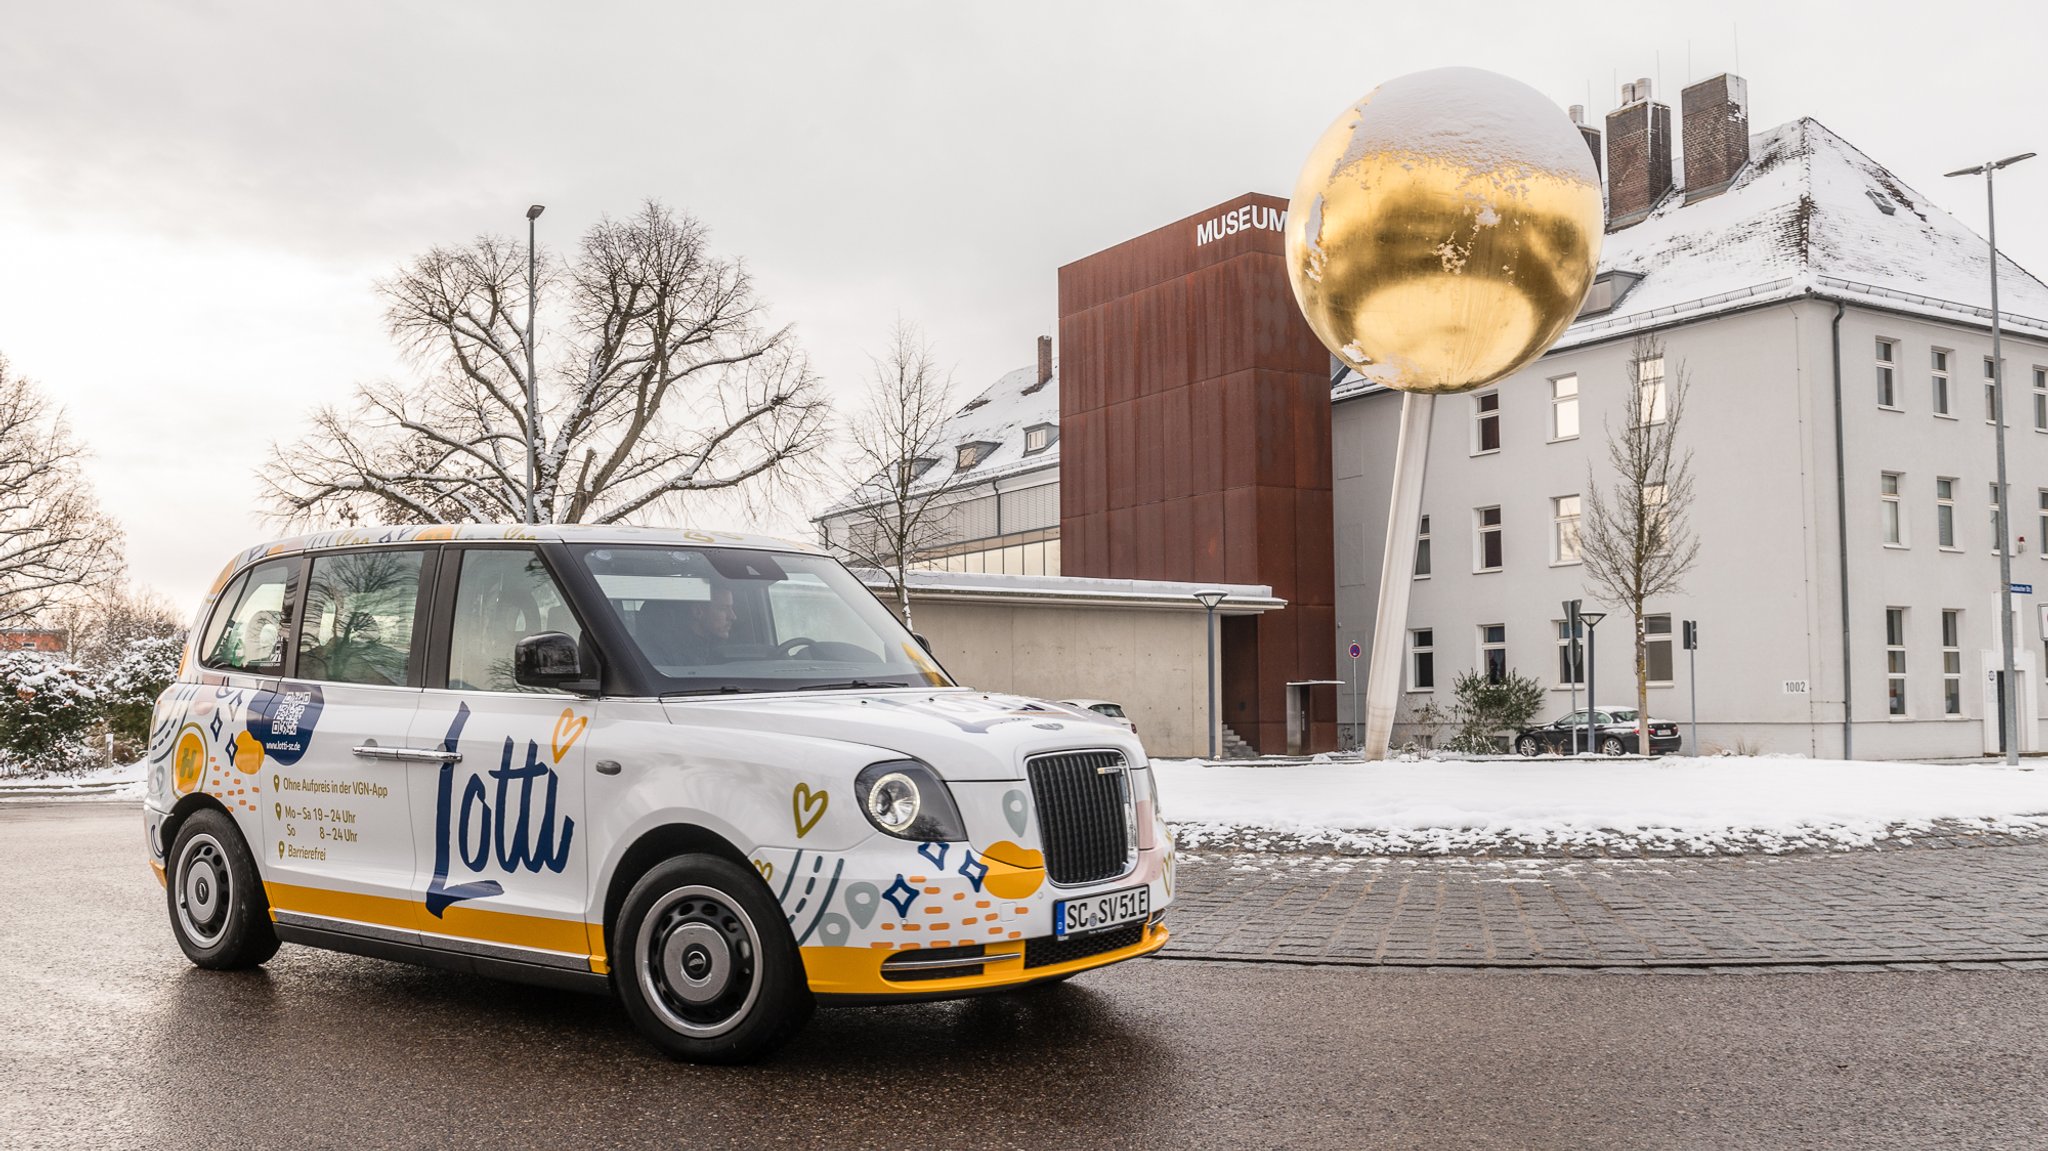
[102,634,185,760]
[0,652,105,774]
[1443,667,1547,755]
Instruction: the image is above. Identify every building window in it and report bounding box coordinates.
[1645,614,1675,684]
[1553,494,1582,563]
[1410,629,1435,691]
[1886,607,1907,716]
[1555,619,1584,686]
[1942,609,1963,716]
[1932,349,1951,416]
[1643,482,1670,547]
[2041,490,2048,558]
[1551,375,1579,440]
[1986,357,2000,424]
[1473,392,1501,453]
[1023,423,1056,455]
[1414,515,1432,578]
[956,442,994,470]
[1937,478,1957,548]
[2035,367,2047,432]
[1993,482,2007,554]
[1875,339,1897,408]
[1475,506,1503,572]
[1881,472,1904,546]
[1636,355,1667,425]
[1479,624,1507,685]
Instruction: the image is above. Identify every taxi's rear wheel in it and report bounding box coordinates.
[613,855,812,1063]
[166,808,279,969]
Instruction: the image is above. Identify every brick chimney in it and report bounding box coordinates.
[1036,334,1053,386]
[1569,104,1602,177]
[1681,73,1750,202]
[1605,78,1672,230]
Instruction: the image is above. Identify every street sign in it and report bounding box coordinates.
[1348,643,1362,660]
[1681,620,1698,650]
[2012,583,2033,595]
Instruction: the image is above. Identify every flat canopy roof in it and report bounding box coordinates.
[857,569,1283,614]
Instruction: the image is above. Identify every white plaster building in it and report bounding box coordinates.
[815,337,1063,577]
[1332,89,2048,760]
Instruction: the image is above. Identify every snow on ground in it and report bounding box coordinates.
[0,760,145,799]
[1154,755,2048,855]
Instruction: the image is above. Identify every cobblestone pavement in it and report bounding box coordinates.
[1165,839,2048,967]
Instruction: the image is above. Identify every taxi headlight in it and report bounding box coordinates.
[1135,765,1161,819]
[855,760,967,841]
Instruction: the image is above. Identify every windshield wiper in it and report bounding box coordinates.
[794,679,913,691]
[662,685,769,698]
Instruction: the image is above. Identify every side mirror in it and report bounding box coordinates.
[514,632,595,694]
[913,632,934,656]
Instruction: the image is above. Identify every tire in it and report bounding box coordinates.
[612,854,813,1064]
[1516,736,1541,757]
[1600,735,1627,756]
[165,808,280,969]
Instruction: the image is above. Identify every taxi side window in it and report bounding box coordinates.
[199,559,299,675]
[296,550,426,687]
[448,549,581,692]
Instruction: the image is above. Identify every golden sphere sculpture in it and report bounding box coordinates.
[1285,67,1604,394]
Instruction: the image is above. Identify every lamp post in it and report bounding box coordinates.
[524,204,545,526]
[1945,152,2034,765]
[1578,609,1607,755]
[1194,590,1228,759]
[1563,598,1582,752]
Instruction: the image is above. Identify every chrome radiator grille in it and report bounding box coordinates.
[1025,750,1132,885]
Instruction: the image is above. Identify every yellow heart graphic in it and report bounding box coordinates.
[792,783,828,839]
[552,709,587,762]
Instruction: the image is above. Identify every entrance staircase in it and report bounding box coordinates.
[1217,724,1256,760]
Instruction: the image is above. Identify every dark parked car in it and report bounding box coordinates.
[1515,707,1682,756]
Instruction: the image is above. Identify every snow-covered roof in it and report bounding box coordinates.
[817,359,1060,520]
[1334,117,2048,401]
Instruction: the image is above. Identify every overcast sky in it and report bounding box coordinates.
[2,0,2043,608]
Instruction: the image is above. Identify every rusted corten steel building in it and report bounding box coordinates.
[1057,192,1338,755]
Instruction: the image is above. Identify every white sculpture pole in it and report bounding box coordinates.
[1363,391,1434,759]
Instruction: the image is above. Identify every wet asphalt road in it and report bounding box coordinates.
[8,803,2048,1150]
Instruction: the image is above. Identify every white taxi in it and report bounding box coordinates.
[144,525,1172,1062]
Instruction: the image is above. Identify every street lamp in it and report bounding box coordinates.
[1194,590,1228,759]
[1562,598,1582,752]
[1578,609,1607,755]
[1946,152,2034,765]
[524,203,545,526]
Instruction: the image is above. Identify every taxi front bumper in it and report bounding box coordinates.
[804,919,1169,1003]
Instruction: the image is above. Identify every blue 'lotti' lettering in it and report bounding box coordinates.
[423,705,579,916]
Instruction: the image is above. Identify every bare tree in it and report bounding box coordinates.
[826,321,967,628]
[0,357,122,627]
[1579,336,1701,751]
[262,201,829,526]
[55,581,187,672]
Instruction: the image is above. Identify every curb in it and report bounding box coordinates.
[1154,951,2048,972]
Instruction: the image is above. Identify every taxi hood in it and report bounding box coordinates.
[658,688,1141,781]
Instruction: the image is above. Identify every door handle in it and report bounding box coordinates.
[352,745,462,764]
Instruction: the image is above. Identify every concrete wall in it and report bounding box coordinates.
[1333,296,2048,761]
[909,598,1211,757]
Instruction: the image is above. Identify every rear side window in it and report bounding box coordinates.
[199,559,299,675]
[297,550,427,687]
[448,549,581,692]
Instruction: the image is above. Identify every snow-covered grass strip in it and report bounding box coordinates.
[1154,755,2048,856]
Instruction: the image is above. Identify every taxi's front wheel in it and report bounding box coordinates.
[612,855,813,1064]
[165,809,279,969]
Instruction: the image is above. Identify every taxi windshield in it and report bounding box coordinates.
[574,544,951,694]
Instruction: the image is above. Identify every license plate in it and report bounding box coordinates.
[1053,885,1150,939]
